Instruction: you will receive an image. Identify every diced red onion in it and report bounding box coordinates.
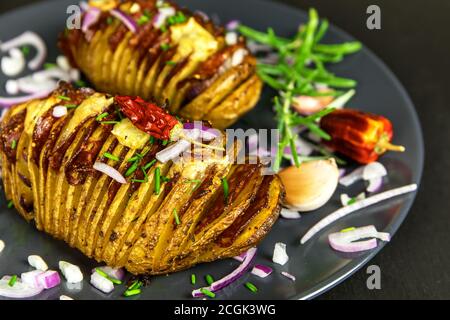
[21,270,44,288]
[93,162,127,184]
[367,177,384,193]
[37,270,61,289]
[232,251,247,263]
[0,31,47,70]
[1,48,26,77]
[273,242,289,266]
[251,264,273,278]
[94,266,125,280]
[82,6,101,34]
[192,247,257,297]
[111,9,137,33]
[300,184,418,244]
[328,225,390,253]
[0,278,43,299]
[225,20,240,31]
[52,106,68,118]
[280,208,301,220]
[281,271,296,282]
[363,162,387,181]
[90,271,114,294]
[28,255,48,271]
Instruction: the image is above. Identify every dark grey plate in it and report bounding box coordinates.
[0,0,424,300]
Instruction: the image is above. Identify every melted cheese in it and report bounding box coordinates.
[111,118,151,150]
[170,17,219,62]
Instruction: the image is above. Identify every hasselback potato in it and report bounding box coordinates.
[0,83,283,275]
[59,0,263,129]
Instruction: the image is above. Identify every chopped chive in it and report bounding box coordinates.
[186,179,201,184]
[221,178,229,201]
[106,16,113,25]
[341,227,356,233]
[160,43,171,51]
[11,139,17,150]
[99,121,120,125]
[154,167,161,195]
[58,95,71,101]
[245,282,258,293]
[149,136,155,145]
[143,159,156,170]
[165,61,177,66]
[191,274,196,285]
[124,289,141,297]
[96,112,109,121]
[44,63,57,70]
[162,140,169,146]
[161,176,170,182]
[21,46,30,56]
[160,25,167,33]
[131,179,147,183]
[8,275,17,287]
[109,277,122,285]
[205,274,214,286]
[200,288,215,298]
[7,200,14,209]
[65,104,78,109]
[74,80,87,88]
[128,280,142,291]
[128,156,140,163]
[103,152,119,162]
[173,208,180,225]
[95,268,122,284]
[125,162,139,177]
[137,14,150,25]
[347,198,357,205]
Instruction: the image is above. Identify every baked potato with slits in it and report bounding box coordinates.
[59,0,263,129]
[0,83,283,275]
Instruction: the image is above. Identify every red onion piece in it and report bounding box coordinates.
[82,6,101,34]
[110,9,138,33]
[225,20,240,31]
[93,162,127,184]
[192,248,257,297]
[94,266,125,281]
[281,271,296,282]
[21,270,44,288]
[0,31,47,70]
[37,270,61,289]
[0,278,43,299]
[367,177,384,193]
[301,184,417,244]
[363,162,387,181]
[328,225,390,253]
[232,252,247,263]
[251,265,273,278]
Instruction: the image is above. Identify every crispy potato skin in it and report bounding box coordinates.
[58,1,262,129]
[0,86,283,275]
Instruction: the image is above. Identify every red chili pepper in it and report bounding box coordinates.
[320,109,405,164]
[115,96,180,140]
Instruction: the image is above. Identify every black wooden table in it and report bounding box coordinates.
[1,0,448,300]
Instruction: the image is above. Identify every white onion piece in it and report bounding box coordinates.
[93,162,127,184]
[0,239,4,253]
[32,67,72,82]
[301,184,418,244]
[111,9,138,33]
[280,208,301,220]
[231,49,248,67]
[16,77,57,94]
[328,225,390,253]
[52,106,68,118]
[95,266,125,280]
[5,80,19,95]
[90,272,114,294]
[339,166,364,187]
[21,270,44,288]
[340,193,365,207]
[59,261,83,284]
[28,255,48,271]
[251,265,273,278]
[192,248,257,297]
[37,270,61,289]
[57,55,71,71]
[363,162,387,181]
[367,177,383,193]
[0,90,52,108]
[0,31,46,70]
[153,7,176,28]
[225,32,238,46]
[272,242,289,266]
[0,278,43,299]
[1,48,26,76]
[183,122,219,141]
[60,295,74,300]
[281,271,296,282]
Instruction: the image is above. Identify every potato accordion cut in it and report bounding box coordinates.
[0,85,283,275]
[59,0,263,129]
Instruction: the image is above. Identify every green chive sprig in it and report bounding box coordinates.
[200,288,215,298]
[8,275,17,287]
[95,268,122,285]
[154,167,161,195]
[205,274,214,286]
[221,178,229,201]
[103,152,119,162]
[245,282,258,293]
[191,274,196,285]
[173,208,181,225]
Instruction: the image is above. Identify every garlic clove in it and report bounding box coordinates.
[278,159,339,212]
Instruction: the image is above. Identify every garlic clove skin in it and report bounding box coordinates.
[278,159,339,212]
